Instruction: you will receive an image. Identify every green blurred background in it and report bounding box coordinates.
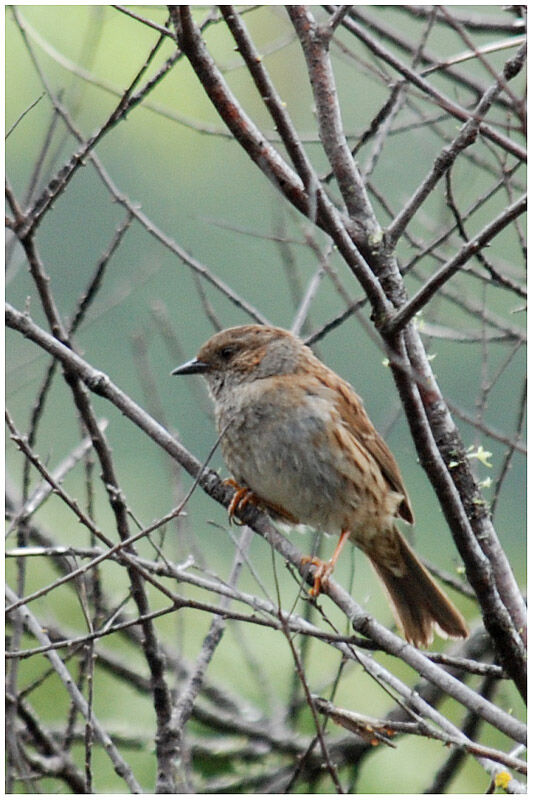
[6,5,526,793]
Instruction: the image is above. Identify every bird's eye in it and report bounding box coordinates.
[218,346,235,360]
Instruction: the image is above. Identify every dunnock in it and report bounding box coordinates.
[173,325,468,647]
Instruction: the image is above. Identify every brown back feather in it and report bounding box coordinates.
[313,363,415,525]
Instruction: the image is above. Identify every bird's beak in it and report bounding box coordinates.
[171,357,210,376]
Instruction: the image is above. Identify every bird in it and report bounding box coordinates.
[172,324,468,647]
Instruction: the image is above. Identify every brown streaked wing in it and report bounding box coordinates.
[329,371,415,525]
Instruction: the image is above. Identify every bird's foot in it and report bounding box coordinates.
[224,479,298,526]
[301,555,335,597]
[224,479,261,525]
[302,529,350,596]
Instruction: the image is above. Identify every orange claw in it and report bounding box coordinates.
[224,479,261,525]
[302,528,351,597]
[301,555,334,597]
[223,479,298,525]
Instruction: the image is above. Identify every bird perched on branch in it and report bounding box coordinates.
[173,324,468,648]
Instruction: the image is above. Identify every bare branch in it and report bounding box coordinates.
[5,587,142,792]
[385,193,526,335]
[6,7,525,790]
[5,303,527,746]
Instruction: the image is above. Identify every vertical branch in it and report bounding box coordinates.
[287,5,380,242]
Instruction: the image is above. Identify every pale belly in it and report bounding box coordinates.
[214,376,405,544]
[218,391,350,532]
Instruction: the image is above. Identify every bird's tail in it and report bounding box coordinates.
[367,527,468,648]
